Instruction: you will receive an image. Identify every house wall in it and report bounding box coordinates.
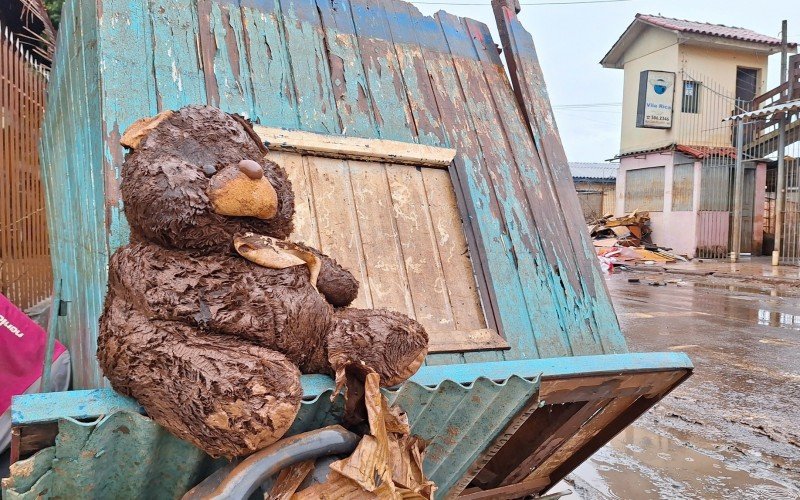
[619,26,770,154]
[619,28,680,155]
[677,44,768,147]
[617,151,699,257]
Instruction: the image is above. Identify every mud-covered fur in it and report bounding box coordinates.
[97,106,428,458]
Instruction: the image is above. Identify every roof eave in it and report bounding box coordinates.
[677,32,797,55]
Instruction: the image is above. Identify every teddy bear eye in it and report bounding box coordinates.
[202,164,217,177]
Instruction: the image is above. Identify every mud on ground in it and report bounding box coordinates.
[568,268,800,499]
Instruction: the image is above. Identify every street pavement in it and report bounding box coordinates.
[568,268,800,499]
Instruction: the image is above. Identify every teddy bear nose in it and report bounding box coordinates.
[238,159,264,180]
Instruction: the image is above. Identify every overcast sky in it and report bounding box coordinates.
[412,0,799,162]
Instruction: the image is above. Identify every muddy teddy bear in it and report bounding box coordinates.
[97,105,428,458]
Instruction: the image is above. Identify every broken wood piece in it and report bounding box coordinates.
[253,126,456,168]
[267,459,314,499]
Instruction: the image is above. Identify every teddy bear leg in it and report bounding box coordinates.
[98,295,303,458]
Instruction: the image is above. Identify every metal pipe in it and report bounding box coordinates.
[182,425,360,500]
[731,120,744,262]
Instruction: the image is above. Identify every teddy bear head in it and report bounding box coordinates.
[120,105,294,252]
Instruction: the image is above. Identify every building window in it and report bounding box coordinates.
[672,163,694,211]
[625,166,665,212]
[682,81,700,113]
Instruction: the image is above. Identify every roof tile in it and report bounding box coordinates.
[636,14,795,47]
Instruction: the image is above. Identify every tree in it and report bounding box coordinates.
[43,0,64,29]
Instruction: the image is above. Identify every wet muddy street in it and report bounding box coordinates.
[568,271,800,499]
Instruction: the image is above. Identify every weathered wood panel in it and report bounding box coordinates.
[41,0,628,386]
[280,151,506,353]
[491,1,626,352]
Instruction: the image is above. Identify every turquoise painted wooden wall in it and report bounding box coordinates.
[40,0,626,389]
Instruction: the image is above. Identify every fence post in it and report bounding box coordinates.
[731,119,745,262]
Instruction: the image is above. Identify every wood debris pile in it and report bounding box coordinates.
[590,211,687,270]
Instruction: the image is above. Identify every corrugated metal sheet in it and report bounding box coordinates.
[5,374,539,499]
[384,375,539,495]
[569,162,618,181]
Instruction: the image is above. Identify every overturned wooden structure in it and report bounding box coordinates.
[6,0,691,497]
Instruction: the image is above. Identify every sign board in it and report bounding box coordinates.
[636,70,675,129]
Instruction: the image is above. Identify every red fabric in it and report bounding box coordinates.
[0,292,66,414]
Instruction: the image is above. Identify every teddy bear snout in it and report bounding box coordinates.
[207,161,278,220]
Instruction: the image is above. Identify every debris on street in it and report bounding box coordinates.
[591,211,688,270]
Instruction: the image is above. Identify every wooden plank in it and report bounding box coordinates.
[386,164,454,331]
[349,0,416,142]
[423,167,488,333]
[501,399,607,486]
[428,328,508,353]
[408,9,529,364]
[10,423,59,463]
[149,0,207,109]
[348,160,414,315]
[239,0,299,129]
[254,125,455,166]
[546,370,692,489]
[197,0,255,115]
[466,18,600,355]
[269,151,320,248]
[458,477,550,500]
[528,395,639,481]
[440,12,563,360]
[539,369,689,404]
[305,157,371,308]
[280,0,340,134]
[313,0,376,137]
[490,2,626,353]
[382,0,447,148]
[474,402,582,490]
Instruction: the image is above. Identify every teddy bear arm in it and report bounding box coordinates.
[294,242,359,307]
[98,294,303,458]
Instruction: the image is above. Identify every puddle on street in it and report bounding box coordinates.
[570,426,799,499]
[687,281,786,297]
[758,309,800,331]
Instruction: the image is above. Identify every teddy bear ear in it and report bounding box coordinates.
[120,110,175,149]
[233,233,321,287]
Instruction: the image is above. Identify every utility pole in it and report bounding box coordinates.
[772,20,788,266]
[731,119,745,262]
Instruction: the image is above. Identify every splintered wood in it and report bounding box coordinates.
[283,372,435,499]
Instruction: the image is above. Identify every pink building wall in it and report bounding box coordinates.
[616,152,699,257]
[617,154,767,258]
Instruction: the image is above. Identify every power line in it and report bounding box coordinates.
[410,0,634,6]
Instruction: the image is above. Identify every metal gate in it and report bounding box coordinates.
[0,24,51,308]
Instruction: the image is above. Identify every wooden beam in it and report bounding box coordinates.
[539,369,689,404]
[253,126,457,167]
[458,477,550,500]
[429,328,510,353]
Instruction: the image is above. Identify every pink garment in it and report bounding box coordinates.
[0,292,66,414]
